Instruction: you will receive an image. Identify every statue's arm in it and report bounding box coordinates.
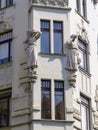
[35,31,41,40]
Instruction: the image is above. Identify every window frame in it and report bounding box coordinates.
[76,0,87,19]
[80,95,91,130]
[53,21,63,54]
[40,20,64,55]
[78,37,89,72]
[0,31,12,64]
[40,20,50,53]
[54,80,65,120]
[6,0,13,7]
[41,79,51,119]
[0,0,13,9]
[41,79,65,120]
[0,88,11,128]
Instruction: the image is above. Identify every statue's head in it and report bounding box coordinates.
[70,34,77,41]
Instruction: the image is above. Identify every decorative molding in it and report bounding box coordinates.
[93,111,98,129]
[93,0,98,4]
[73,108,81,121]
[95,85,98,110]
[12,109,30,118]
[67,74,77,87]
[0,21,12,34]
[76,98,81,104]
[32,0,68,7]
[77,21,89,43]
[74,125,82,130]
[66,107,74,113]
[0,10,5,22]
[32,106,40,111]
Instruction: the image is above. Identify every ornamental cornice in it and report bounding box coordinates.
[32,0,68,7]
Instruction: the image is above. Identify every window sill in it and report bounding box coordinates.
[0,126,10,130]
[75,9,89,24]
[0,4,15,11]
[39,52,66,57]
[79,67,91,77]
[32,119,74,123]
[0,61,12,69]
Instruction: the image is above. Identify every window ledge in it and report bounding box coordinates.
[75,9,89,24]
[39,52,66,57]
[0,126,10,130]
[79,67,91,77]
[0,4,15,11]
[32,119,74,123]
[0,62,12,69]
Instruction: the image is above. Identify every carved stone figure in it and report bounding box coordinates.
[24,29,41,69]
[66,34,81,71]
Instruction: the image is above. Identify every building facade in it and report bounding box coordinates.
[0,0,98,130]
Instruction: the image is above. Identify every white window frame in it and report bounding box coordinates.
[81,95,91,130]
[40,20,63,54]
[41,79,65,120]
[76,0,87,19]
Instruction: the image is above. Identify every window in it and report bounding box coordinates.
[40,20,63,54]
[40,20,50,53]
[53,22,63,54]
[6,0,13,7]
[0,0,13,9]
[76,0,87,19]
[41,80,51,119]
[0,89,11,127]
[41,80,65,120]
[81,95,90,130]
[78,39,88,71]
[0,31,12,64]
[76,0,81,12]
[55,81,65,120]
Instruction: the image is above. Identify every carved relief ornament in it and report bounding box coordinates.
[32,0,68,7]
[0,21,12,34]
[77,24,89,44]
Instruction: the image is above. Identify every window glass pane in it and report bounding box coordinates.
[41,32,50,53]
[0,0,1,8]
[10,41,12,61]
[79,40,86,49]
[1,0,6,8]
[82,0,87,18]
[41,21,50,53]
[0,31,12,64]
[78,39,87,70]
[79,49,84,68]
[81,104,87,130]
[81,96,90,130]
[53,22,63,54]
[54,22,62,30]
[55,81,64,120]
[6,0,13,6]
[76,0,80,12]
[0,99,8,127]
[54,33,62,54]
[0,89,11,127]
[0,43,8,64]
[41,80,51,119]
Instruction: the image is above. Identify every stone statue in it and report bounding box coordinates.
[24,29,41,69]
[66,34,81,71]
